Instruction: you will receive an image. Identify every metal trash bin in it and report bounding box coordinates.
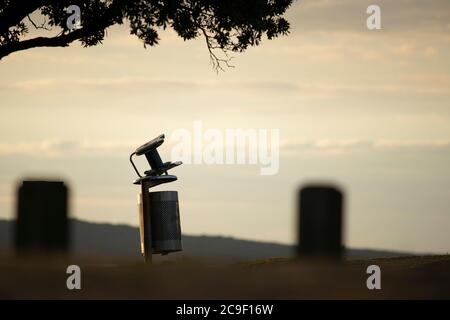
[148,191,182,253]
[131,134,184,261]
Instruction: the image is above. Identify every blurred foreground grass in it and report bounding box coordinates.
[0,253,449,299]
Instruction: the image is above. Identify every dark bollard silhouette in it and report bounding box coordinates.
[297,185,344,259]
[15,180,69,253]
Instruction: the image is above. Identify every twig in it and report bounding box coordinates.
[27,14,51,31]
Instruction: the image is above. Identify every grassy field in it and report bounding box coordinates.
[0,253,449,299]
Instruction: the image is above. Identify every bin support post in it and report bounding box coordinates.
[141,180,152,263]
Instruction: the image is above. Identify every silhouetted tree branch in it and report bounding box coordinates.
[0,0,293,70]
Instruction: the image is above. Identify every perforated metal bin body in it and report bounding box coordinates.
[148,191,182,253]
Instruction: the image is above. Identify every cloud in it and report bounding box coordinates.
[6,77,199,92]
[0,140,133,157]
[281,138,450,156]
[5,77,297,93]
[2,138,449,158]
[4,75,450,99]
[404,73,450,89]
[288,0,450,34]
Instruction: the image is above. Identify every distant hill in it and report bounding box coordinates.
[0,219,415,261]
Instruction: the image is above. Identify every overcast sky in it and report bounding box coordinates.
[1,0,449,254]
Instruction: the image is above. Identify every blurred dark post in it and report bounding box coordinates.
[297,185,344,259]
[15,180,69,253]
